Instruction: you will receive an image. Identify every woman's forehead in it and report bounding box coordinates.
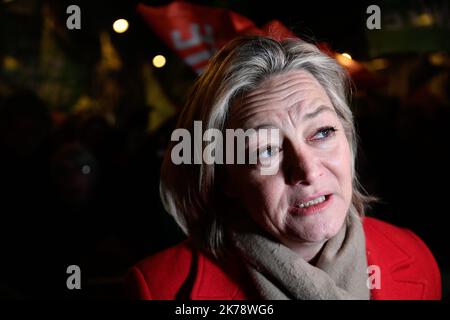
[229,70,333,128]
[251,70,320,94]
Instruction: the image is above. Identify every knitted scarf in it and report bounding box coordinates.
[229,212,370,300]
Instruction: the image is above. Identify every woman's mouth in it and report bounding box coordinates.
[290,194,332,216]
[295,195,327,208]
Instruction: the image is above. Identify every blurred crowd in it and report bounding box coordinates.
[0,91,184,299]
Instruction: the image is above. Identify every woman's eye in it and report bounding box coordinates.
[312,126,337,141]
[259,146,280,159]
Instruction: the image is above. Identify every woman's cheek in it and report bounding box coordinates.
[251,173,286,210]
[325,138,353,198]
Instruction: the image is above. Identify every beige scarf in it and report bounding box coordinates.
[229,212,370,300]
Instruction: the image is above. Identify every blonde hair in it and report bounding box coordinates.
[160,36,372,258]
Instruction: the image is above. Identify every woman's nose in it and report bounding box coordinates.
[286,145,322,185]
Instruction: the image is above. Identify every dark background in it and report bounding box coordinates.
[0,0,449,299]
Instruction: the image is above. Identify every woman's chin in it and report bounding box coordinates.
[285,214,346,243]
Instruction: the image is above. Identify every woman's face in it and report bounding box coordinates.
[225,70,353,249]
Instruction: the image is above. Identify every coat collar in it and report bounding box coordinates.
[190,250,246,299]
[365,220,415,272]
[363,217,426,299]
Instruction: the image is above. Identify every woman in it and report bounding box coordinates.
[126,36,441,300]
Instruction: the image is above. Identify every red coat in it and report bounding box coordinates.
[125,217,441,300]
